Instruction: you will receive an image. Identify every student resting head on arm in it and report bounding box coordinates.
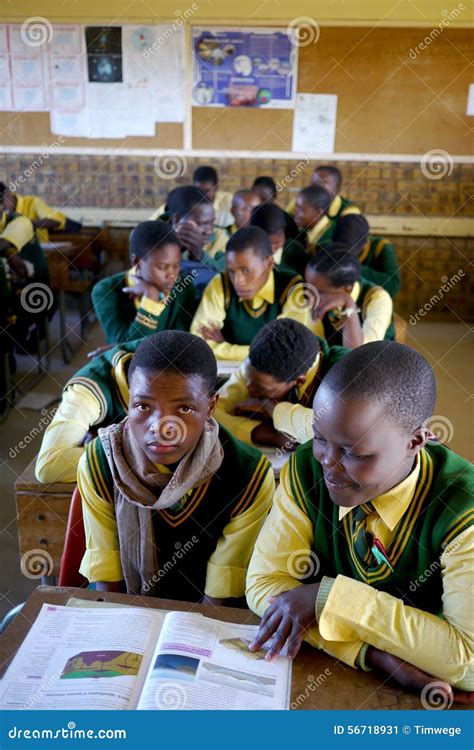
[215,318,348,449]
[304,245,394,349]
[190,225,305,362]
[78,330,275,606]
[246,341,474,704]
[92,220,196,344]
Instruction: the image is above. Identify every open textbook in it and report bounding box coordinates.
[0,604,291,710]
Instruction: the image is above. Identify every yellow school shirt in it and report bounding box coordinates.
[306,215,333,246]
[247,456,474,687]
[215,354,320,444]
[0,211,35,252]
[303,281,393,344]
[190,272,308,362]
[15,195,66,243]
[78,449,275,598]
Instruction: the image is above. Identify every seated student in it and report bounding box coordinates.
[304,246,394,349]
[333,214,401,298]
[215,319,347,448]
[294,185,333,249]
[78,331,275,604]
[252,176,300,240]
[227,190,262,234]
[193,165,233,228]
[36,338,144,483]
[311,165,360,222]
[247,342,474,701]
[190,226,305,362]
[1,183,67,243]
[0,185,48,282]
[250,203,308,277]
[92,221,196,344]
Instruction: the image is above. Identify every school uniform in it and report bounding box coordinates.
[79,422,274,601]
[92,266,197,344]
[273,238,308,277]
[358,236,400,298]
[149,190,233,228]
[190,268,304,361]
[304,279,394,345]
[288,194,361,249]
[247,441,474,688]
[35,343,138,484]
[215,338,348,445]
[286,194,360,221]
[0,211,49,281]
[14,194,66,243]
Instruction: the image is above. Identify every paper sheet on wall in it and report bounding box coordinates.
[3,24,50,111]
[466,84,474,116]
[292,93,338,153]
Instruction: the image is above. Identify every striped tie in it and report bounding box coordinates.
[351,503,375,565]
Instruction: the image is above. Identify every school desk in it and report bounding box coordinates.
[0,585,444,711]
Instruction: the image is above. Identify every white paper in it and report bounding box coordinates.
[50,109,89,137]
[466,83,474,116]
[0,52,13,110]
[292,93,338,153]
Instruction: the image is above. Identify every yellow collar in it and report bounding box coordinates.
[338,453,422,530]
[327,195,342,218]
[273,246,284,266]
[240,271,275,309]
[307,215,331,245]
[14,194,24,212]
[350,281,361,303]
[296,352,321,399]
[113,352,133,409]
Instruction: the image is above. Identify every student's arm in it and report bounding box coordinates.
[77,449,125,587]
[316,525,474,690]
[204,460,275,600]
[361,241,400,297]
[0,215,34,277]
[92,274,167,344]
[361,287,393,344]
[190,274,249,361]
[35,384,102,483]
[272,402,313,444]
[214,365,262,445]
[30,197,66,230]
[246,462,365,667]
[278,281,308,326]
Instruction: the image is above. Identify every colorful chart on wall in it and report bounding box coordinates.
[192,27,297,108]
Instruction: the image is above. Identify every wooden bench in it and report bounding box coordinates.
[14,456,75,578]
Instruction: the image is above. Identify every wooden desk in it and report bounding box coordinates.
[0,586,425,710]
[14,458,75,577]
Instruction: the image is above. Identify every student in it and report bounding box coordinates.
[311,165,360,222]
[215,318,347,448]
[190,226,305,362]
[252,176,277,204]
[228,189,262,233]
[247,342,474,700]
[333,214,401,298]
[304,246,394,348]
[250,203,308,277]
[294,185,333,249]
[92,221,196,344]
[78,331,275,604]
[36,339,143,483]
[0,185,48,281]
[193,165,233,227]
[0,182,67,243]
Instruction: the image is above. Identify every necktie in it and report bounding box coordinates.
[351,502,375,565]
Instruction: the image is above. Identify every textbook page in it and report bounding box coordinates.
[0,604,164,711]
[137,611,291,710]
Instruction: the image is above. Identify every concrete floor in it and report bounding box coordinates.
[0,315,472,622]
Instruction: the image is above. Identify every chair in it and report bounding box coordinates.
[58,487,88,588]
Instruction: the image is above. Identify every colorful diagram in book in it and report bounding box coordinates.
[151,654,199,682]
[61,650,143,679]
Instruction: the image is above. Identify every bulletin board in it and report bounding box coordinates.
[0,25,471,154]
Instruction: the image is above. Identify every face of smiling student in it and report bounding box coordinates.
[226,248,274,301]
[312,384,425,508]
[128,369,217,465]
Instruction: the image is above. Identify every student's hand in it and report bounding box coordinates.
[365,647,474,705]
[312,291,356,321]
[251,422,297,450]
[249,584,320,661]
[175,220,204,260]
[87,343,115,359]
[122,276,165,303]
[199,323,225,343]
[234,398,267,417]
[260,397,279,418]
[6,253,28,279]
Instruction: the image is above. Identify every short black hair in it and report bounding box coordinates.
[250,203,286,235]
[0,182,7,200]
[167,185,211,218]
[321,341,436,431]
[252,176,277,198]
[193,166,218,185]
[333,214,370,255]
[314,165,342,191]
[129,220,181,261]
[299,185,332,212]
[249,319,319,382]
[128,331,218,395]
[226,225,272,258]
[307,246,360,286]
[232,189,259,205]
